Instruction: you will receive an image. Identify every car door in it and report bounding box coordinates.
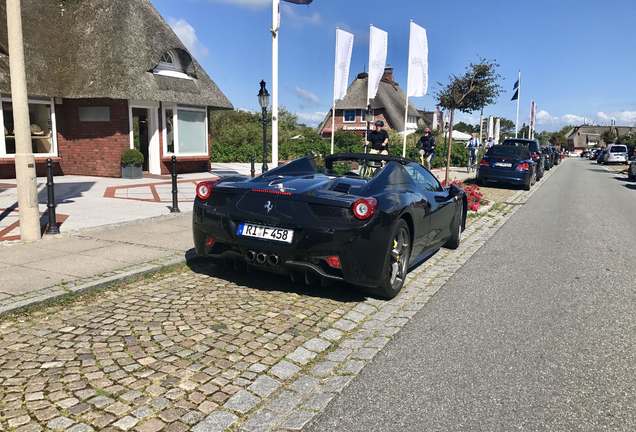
[404,164,453,248]
[402,165,434,252]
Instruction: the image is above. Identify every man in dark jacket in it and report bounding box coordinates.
[418,128,436,168]
[367,120,390,155]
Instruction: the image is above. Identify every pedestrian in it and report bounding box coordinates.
[466,133,480,172]
[418,127,436,169]
[366,120,390,155]
[486,136,495,148]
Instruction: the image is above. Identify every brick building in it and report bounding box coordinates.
[319,68,425,137]
[0,0,232,179]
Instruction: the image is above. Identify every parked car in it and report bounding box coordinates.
[603,144,629,164]
[476,145,537,190]
[589,149,601,160]
[596,149,608,164]
[629,159,636,181]
[502,138,545,180]
[581,150,591,158]
[192,153,467,299]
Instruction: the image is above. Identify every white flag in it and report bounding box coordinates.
[488,116,494,138]
[333,29,354,101]
[367,25,388,101]
[407,22,428,97]
[494,118,501,144]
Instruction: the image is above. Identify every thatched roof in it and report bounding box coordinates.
[332,72,420,132]
[0,0,232,108]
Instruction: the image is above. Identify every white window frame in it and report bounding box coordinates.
[0,97,58,158]
[161,103,208,157]
[343,109,356,123]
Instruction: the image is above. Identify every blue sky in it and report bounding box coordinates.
[153,0,636,131]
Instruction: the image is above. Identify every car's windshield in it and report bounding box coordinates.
[503,139,539,152]
[610,146,627,153]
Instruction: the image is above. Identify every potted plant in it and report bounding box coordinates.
[121,148,144,179]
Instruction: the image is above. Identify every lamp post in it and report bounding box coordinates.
[258,80,270,173]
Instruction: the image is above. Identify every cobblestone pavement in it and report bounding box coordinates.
[0,164,561,431]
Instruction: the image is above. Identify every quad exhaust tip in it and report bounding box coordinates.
[256,253,267,265]
[268,255,280,266]
[246,250,256,262]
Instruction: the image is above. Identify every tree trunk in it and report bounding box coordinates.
[445,109,455,184]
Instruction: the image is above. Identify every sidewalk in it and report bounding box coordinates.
[0,172,217,241]
[0,212,193,315]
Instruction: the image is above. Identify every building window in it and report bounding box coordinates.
[154,49,193,80]
[79,106,111,122]
[0,98,57,157]
[343,110,356,123]
[162,105,207,156]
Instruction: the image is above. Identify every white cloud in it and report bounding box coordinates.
[281,3,321,26]
[561,114,585,124]
[169,18,209,58]
[296,111,326,126]
[535,110,559,125]
[294,87,320,105]
[597,111,636,125]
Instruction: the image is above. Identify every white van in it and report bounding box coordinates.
[603,144,629,164]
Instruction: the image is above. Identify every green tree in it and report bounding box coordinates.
[601,129,617,144]
[436,58,502,182]
[454,121,477,134]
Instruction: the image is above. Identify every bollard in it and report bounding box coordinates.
[46,158,60,235]
[170,155,180,213]
[250,155,256,178]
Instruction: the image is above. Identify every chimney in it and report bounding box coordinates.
[381,66,394,83]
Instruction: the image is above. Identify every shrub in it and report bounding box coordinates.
[121,148,144,167]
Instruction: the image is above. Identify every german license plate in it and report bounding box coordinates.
[237,223,293,243]
[495,162,512,168]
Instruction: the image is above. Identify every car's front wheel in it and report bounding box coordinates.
[374,219,412,299]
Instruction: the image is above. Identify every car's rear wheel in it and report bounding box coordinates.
[374,219,411,299]
[444,201,463,250]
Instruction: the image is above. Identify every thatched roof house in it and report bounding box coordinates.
[0,0,232,178]
[319,67,422,137]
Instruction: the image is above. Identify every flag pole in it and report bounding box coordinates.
[330,27,337,155]
[402,19,413,158]
[402,96,409,157]
[515,70,521,138]
[271,0,280,167]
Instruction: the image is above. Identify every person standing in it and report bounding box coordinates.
[418,128,436,169]
[367,120,390,155]
[486,136,495,148]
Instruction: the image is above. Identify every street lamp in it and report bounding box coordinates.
[258,80,270,173]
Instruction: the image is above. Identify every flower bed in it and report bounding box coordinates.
[442,179,487,212]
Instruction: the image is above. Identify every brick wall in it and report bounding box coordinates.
[56,98,130,177]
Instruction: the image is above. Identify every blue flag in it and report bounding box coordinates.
[513,79,519,91]
[511,89,519,101]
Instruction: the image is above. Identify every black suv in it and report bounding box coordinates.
[502,139,545,180]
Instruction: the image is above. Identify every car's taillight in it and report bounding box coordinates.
[325,255,342,269]
[479,159,489,167]
[196,180,218,201]
[516,162,530,171]
[351,197,377,220]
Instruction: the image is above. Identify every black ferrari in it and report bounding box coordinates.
[192,153,467,299]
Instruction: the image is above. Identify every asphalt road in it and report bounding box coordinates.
[307,159,636,432]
